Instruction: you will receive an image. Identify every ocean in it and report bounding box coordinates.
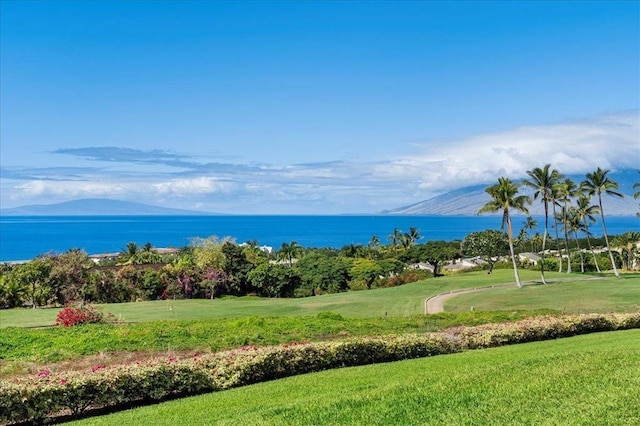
[1,215,638,262]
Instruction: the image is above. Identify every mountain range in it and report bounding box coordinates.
[383,186,637,216]
[384,170,639,216]
[0,199,208,216]
[2,170,638,216]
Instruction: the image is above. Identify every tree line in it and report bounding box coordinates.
[479,165,639,287]
[1,166,637,308]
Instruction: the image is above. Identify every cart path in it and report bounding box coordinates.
[424,276,606,314]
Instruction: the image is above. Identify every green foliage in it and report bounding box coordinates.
[2,313,638,425]
[82,330,639,426]
[405,241,461,276]
[0,310,557,363]
[462,229,508,273]
[190,236,229,270]
[295,253,351,294]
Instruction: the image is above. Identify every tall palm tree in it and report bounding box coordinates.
[550,187,563,272]
[575,193,601,273]
[565,207,586,273]
[522,164,562,283]
[581,167,624,278]
[634,170,640,217]
[554,178,578,273]
[478,177,531,288]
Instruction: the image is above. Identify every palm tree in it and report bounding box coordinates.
[581,167,624,278]
[408,226,422,244]
[523,216,538,234]
[478,177,531,288]
[522,164,562,283]
[388,228,403,252]
[554,178,578,273]
[612,232,640,270]
[565,207,586,272]
[119,242,139,265]
[575,193,601,273]
[634,170,640,217]
[550,185,564,272]
[278,241,302,266]
[518,216,537,252]
[531,233,543,254]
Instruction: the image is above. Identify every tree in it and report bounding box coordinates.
[9,257,52,308]
[295,252,351,295]
[554,178,578,273]
[411,240,461,277]
[202,268,228,299]
[190,236,228,270]
[634,170,640,217]
[387,228,403,252]
[582,167,624,277]
[248,263,299,298]
[478,177,531,287]
[462,230,509,274]
[530,233,543,254]
[350,258,384,289]
[49,249,93,304]
[278,241,303,266]
[401,227,422,249]
[523,164,562,283]
[575,193,601,273]
[565,207,586,272]
[118,242,139,265]
[612,232,640,270]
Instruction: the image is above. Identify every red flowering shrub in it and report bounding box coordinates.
[55,304,109,327]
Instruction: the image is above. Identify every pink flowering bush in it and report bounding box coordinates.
[55,304,113,327]
[1,312,638,424]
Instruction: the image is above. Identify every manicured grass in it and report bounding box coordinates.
[0,269,570,328]
[68,329,640,425]
[0,310,555,368]
[445,273,640,313]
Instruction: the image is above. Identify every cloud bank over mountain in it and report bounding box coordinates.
[1,111,638,214]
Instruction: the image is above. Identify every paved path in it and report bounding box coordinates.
[425,284,513,314]
[424,276,605,314]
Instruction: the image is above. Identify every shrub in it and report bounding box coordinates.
[2,312,639,424]
[54,304,113,327]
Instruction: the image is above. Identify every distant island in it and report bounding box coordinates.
[0,198,212,216]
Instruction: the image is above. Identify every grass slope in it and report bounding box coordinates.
[69,329,640,426]
[1,310,554,369]
[445,273,640,313]
[0,270,591,328]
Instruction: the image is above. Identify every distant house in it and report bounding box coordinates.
[518,252,541,266]
[409,262,434,273]
[441,258,483,272]
[239,243,274,254]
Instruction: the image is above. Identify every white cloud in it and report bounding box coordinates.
[387,110,639,192]
[14,180,127,198]
[2,111,638,213]
[152,177,231,195]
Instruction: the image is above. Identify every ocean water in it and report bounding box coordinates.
[1,215,638,262]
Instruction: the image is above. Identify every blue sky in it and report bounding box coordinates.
[1,1,638,214]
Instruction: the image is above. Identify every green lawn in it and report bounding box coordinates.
[445,273,640,313]
[0,269,572,328]
[68,329,640,426]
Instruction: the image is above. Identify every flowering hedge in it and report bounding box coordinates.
[1,312,638,424]
[55,304,116,327]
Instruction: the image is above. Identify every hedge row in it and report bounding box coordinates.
[2,312,639,424]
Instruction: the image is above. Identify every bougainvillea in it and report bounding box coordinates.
[2,312,638,424]
[54,304,114,327]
